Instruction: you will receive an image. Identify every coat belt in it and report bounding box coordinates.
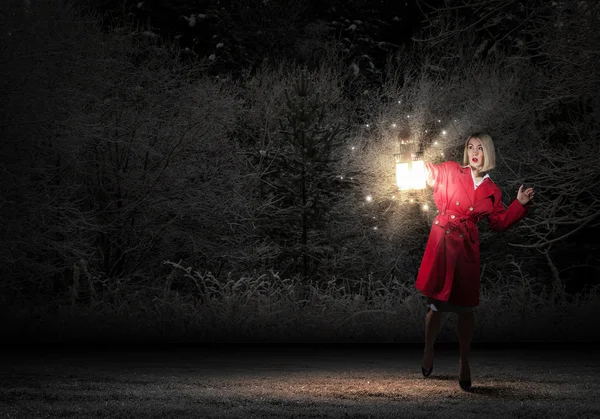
[437,211,479,234]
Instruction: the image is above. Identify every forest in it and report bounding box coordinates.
[1,0,599,343]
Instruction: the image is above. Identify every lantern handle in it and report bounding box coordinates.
[411,151,425,161]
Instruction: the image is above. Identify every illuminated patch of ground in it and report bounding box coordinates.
[1,345,598,418]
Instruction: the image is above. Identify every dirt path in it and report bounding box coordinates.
[1,344,599,418]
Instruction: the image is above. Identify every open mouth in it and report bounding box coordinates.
[472,158,478,163]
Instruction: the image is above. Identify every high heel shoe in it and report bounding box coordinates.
[421,348,434,378]
[458,358,472,391]
[459,380,472,392]
[421,366,433,378]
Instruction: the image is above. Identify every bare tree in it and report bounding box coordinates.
[415,0,600,110]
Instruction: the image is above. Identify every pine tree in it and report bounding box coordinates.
[264,72,345,280]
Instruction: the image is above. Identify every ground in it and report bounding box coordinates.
[1,342,599,418]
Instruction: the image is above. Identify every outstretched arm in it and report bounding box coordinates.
[424,161,447,189]
[488,185,533,232]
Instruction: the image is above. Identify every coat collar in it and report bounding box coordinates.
[458,165,496,204]
[460,165,494,184]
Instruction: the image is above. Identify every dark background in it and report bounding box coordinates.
[1,0,599,343]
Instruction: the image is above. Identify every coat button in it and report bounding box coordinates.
[456,201,460,205]
[451,215,456,219]
[434,220,439,225]
[459,233,463,238]
[469,207,474,211]
[446,230,450,234]
[441,212,445,215]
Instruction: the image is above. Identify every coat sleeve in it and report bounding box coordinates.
[424,162,448,189]
[488,190,529,232]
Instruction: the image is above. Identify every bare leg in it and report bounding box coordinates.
[457,312,475,381]
[422,308,442,369]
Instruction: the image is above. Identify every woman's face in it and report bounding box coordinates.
[467,138,484,172]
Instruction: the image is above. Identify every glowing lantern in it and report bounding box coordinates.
[394,140,426,190]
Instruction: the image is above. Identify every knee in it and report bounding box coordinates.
[457,312,474,320]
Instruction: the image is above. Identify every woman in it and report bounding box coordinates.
[415,133,534,392]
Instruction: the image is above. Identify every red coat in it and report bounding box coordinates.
[415,161,528,306]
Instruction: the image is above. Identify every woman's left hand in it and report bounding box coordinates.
[517,184,535,205]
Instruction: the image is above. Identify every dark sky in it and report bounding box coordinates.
[110,0,427,46]
[102,0,433,78]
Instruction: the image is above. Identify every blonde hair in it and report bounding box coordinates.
[463,133,496,172]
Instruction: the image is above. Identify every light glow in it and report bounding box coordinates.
[396,160,426,190]
[366,195,373,202]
